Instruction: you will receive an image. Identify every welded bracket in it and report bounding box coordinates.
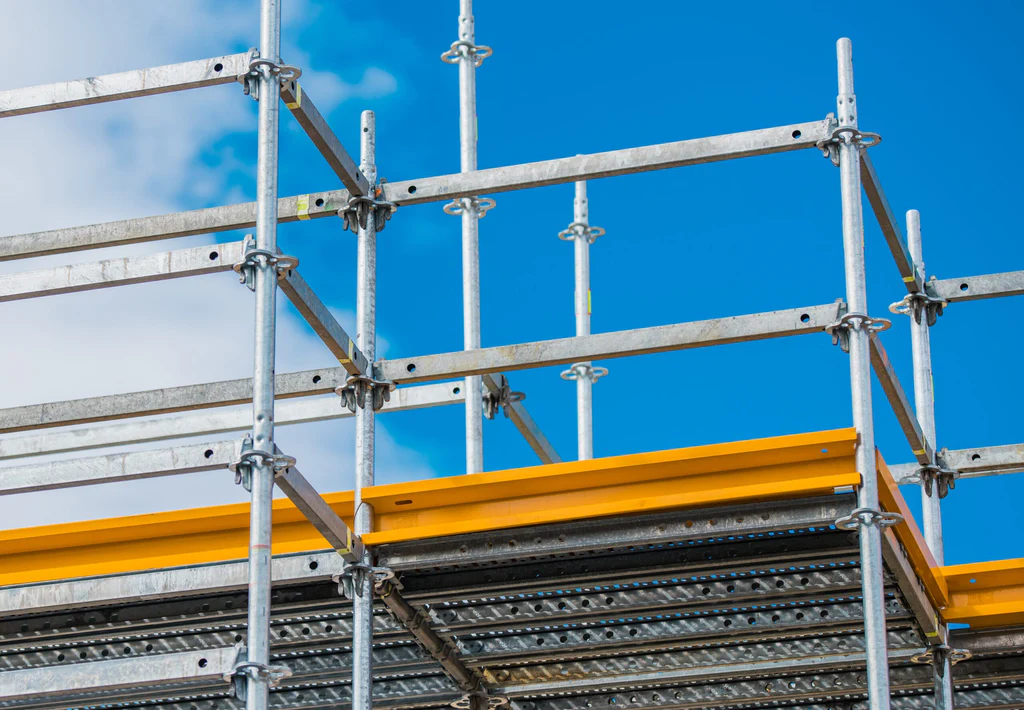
[232,234,299,291]
[225,646,292,702]
[482,374,525,420]
[889,283,947,326]
[816,112,881,166]
[834,507,904,531]
[229,435,295,491]
[452,693,508,709]
[825,306,891,353]
[332,562,395,600]
[911,644,973,677]
[236,49,301,100]
[339,187,397,233]
[336,370,396,413]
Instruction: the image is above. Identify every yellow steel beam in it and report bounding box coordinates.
[0,429,859,587]
[941,557,1024,628]
[363,429,860,545]
[876,455,950,606]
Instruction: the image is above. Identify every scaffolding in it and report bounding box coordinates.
[0,2,1023,710]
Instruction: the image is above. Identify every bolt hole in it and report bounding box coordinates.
[800,313,810,323]
[960,283,969,291]
[559,635,568,643]
[311,375,322,384]
[214,63,223,72]
[406,363,416,372]
[147,644,155,651]
[820,610,829,618]
[628,628,638,637]
[536,638,544,645]
[101,649,109,657]
[198,658,208,668]
[407,185,417,194]
[232,636,241,644]
[204,449,214,459]
[209,251,219,260]
[325,624,334,632]
[302,627,311,635]
[606,630,614,638]
[971,454,981,461]
[453,386,460,394]
[363,127,369,133]
[279,629,289,638]
[969,578,977,584]
[80,651,88,659]
[123,647,131,655]
[395,499,413,506]
[792,129,802,139]
[309,560,319,570]
[315,198,324,207]
[723,619,733,627]
[581,599,590,607]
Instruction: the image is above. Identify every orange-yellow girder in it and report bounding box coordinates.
[0,429,860,588]
[941,557,1024,628]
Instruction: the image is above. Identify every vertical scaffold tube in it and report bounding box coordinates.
[907,210,944,561]
[907,209,954,710]
[458,0,483,473]
[352,110,378,710]
[573,182,594,459]
[835,37,892,710]
[246,1,281,708]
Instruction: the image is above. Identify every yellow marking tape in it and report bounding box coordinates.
[903,275,916,283]
[296,194,310,221]
[285,82,302,109]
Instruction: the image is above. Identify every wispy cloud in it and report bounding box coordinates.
[0,1,431,530]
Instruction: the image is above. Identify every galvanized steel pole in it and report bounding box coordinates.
[906,209,955,710]
[573,182,594,460]
[835,38,892,709]
[246,1,282,708]
[907,210,944,561]
[352,110,378,710]
[458,0,483,473]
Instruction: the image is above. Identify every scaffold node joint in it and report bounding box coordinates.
[333,563,396,600]
[228,435,296,491]
[335,372,396,413]
[834,506,904,531]
[443,197,496,218]
[483,374,525,420]
[912,644,973,674]
[340,191,397,234]
[451,693,508,709]
[560,363,609,383]
[233,234,299,291]
[441,40,493,66]
[906,463,960,499]
[888,288,947,326]
[825,312,891,353]
[558,221,605,243]
[236,50,302,99]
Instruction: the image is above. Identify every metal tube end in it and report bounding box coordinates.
[836,38,854,94]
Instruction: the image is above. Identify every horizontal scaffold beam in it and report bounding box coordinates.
[0,551,345,616]
[0,240,244,302]
[0,383,463,460]
[0,119,831,261]
[380,303,842,384]
[0,52,252,118]
[0,646,238,702]
[929,269,1024,304]
[890,442,1024,484]
[0,439,239,495]
[0,302,842,433]
[942,557,1024,628]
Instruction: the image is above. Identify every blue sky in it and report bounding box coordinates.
[1,1,1020,566]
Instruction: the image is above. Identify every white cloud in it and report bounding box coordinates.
[0,1,430,530]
